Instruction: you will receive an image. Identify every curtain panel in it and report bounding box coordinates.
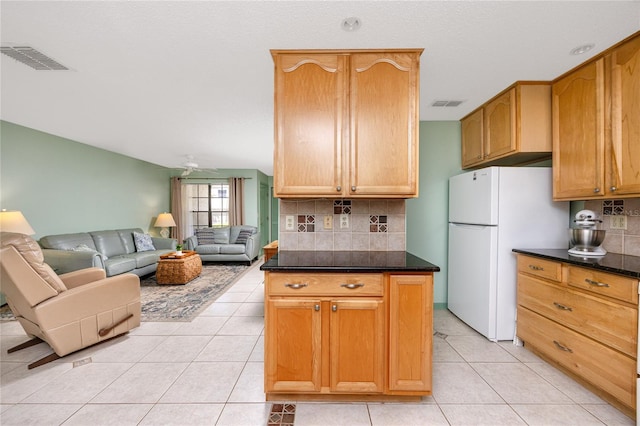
[229,177,245,226]
[170,177,185,243]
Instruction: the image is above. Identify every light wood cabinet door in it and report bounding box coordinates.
[484,88,516,160]
[460,82,551,170]
[552,58,606,200]
[388,274,433,393]
[272,49,421,198]
[609,35,640,196]
[265,299,322,393]
[272,53,347,197]
[461,108,484,168]
[349,52,420,197]
[330,298,385,393]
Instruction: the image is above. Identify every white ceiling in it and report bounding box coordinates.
[2,1,639,176]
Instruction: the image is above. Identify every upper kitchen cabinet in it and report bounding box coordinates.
[271,49,422,198]
[553,31,640,200]
[460,82,552,169]
[460,108,484,168]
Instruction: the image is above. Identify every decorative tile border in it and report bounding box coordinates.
[370,215,388,233]
[603,199,624,216]
[268,403,296,426]
[333,200,351,214]
[297,215,315,232]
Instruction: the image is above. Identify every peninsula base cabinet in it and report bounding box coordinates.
[264,272,433,400]
[515,254,638,418]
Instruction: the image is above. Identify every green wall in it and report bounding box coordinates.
[1,121,265,240]
[406,121,462,306]
[1,121,173,238]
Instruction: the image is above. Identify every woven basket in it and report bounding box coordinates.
[156,255,202,285]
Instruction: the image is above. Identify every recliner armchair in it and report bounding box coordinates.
[0,232,141,369]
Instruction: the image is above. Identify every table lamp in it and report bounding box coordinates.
[155,212,176,238]
[0,210,36,235]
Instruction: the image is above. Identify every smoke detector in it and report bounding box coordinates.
[341,17,361,32]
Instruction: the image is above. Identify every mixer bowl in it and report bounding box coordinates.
[569,228,606,250]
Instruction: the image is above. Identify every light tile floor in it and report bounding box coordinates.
[0,261,635,425]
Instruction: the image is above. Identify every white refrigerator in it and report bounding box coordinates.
[447,167,569,341]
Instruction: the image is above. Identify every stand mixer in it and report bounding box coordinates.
[568,209,607,257]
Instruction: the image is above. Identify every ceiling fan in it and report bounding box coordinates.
[175,155,218,177]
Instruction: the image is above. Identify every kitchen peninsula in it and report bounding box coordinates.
[260,251,439,401]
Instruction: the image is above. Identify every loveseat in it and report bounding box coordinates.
[184,225,259,264]
[39,228,176,277]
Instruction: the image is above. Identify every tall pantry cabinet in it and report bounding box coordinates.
[271,49,422,198]
[552,32,640,200]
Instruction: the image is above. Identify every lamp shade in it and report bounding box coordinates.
[0,210,36,235]
[154,212,177,228]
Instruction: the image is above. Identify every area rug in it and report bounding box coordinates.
[0,263,251,323]
[139,263,250,322]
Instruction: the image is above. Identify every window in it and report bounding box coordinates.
[187,183,229,232]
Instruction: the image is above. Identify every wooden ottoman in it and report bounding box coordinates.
[156,251,202,285]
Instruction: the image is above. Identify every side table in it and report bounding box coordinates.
[263,240,278,262]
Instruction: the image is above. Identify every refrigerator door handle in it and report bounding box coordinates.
[450,223,492,229]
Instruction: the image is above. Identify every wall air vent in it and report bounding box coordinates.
[432,100,463,107]
[1,46,69,70]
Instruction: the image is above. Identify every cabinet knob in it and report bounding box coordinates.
[477,155,482,159]
[610,186,617,192]
[336,186,341,192]
[332,305,337,312]
[314,304,320,311]
[593,188,600,193]
[351,186,356,192]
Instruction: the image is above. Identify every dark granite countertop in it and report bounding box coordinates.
[260,251,440,273]
[512,248,640,279]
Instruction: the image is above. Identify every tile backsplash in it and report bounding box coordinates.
[583,198,640,256]
[279,199,405,251]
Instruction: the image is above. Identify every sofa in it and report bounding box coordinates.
[39,228,176,277]
[184,225,260,264]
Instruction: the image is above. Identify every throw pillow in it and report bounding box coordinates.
[133,232,156,252]
[195,228,216,245]
[212,227,230,244]
[235,229,253,245]
[71,243,107,260]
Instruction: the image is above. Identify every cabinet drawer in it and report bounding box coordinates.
[267,273,384,296]
[517,255,562,282]
[517,307,636,410]
[567,267,638,304]
[518,274,637,357]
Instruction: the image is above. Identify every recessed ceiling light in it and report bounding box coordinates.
[342,17,361,32]
[570,44,595,56]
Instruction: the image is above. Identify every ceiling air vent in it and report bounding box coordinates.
[1,46,69,70]
[432,100,463,107]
